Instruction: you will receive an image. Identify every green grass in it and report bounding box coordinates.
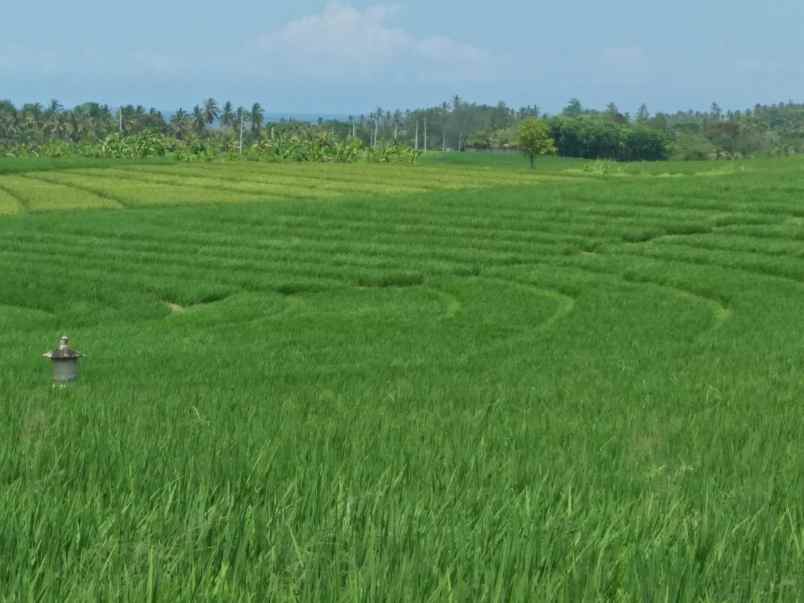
[419,150,588,171]
[1,153,804,600]
[0,156,175,175]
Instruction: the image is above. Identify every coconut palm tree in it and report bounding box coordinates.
[221,101,234,129]
[170,108,191,139]
[250,103,264,135]
[203,98,219,126]
[192,105,206,135]
[45,99,63,122]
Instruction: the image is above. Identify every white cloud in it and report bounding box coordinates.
[257,3,493,80]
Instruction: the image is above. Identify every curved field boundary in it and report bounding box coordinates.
[619,272,733,341]
[455,276,577,360]
[489,259,733,343]
[15,173,124,210]
[612,245,804,290]
[0,160,584,216]
[110,166,434,197]
[26,171,281,207]
[164,291,298,332]
[0,182,30,213]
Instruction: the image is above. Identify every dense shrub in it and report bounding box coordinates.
[465,117,670,162]
[549,117,669,161]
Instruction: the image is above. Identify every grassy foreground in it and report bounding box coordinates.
[1,155,803,600]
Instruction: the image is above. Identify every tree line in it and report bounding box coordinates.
[337,97,804,160]
[0,99,417,163]
[1,96,803,162]
[0,99,266,148]
[551,98,804,160]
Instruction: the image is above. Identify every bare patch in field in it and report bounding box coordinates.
[164,302,186,314]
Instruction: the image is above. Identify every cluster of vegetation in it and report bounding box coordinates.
[2,157,804,598]
[3,96,804,163]
[464,98,804,161]
[360,97,804,161]
[0,100,419,164]
[342,97,804,161]
[476,116,670,162]
[4,130,419,164]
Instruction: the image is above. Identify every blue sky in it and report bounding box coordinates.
[1,0,802,115]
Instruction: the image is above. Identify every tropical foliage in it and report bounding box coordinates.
[0,100,419,164]
[2,95,804,163]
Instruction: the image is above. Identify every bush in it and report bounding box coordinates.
[549,117,670,161]
[670,133,718,161]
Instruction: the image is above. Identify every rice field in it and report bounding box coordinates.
[1,155,803,600]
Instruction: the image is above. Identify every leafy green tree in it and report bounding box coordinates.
[518,118,556,168]
[623,127,669,160]
[671,132,718,160]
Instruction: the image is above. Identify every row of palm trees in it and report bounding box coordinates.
[0,98,266,145]
[2,95,542,151]
[170,99,265,139]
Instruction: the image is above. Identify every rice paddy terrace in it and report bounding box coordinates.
[1,156,803,599]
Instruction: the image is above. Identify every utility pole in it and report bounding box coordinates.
[118,109,123,133]
[423,117,428,153]
[373,118,379,149]
[239,112,244,155]
[414,120,419,151]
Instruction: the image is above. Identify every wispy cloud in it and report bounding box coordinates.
[256,3,494,80]
[1,3,496,89]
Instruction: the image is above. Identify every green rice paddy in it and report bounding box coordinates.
[1,155,803,600]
